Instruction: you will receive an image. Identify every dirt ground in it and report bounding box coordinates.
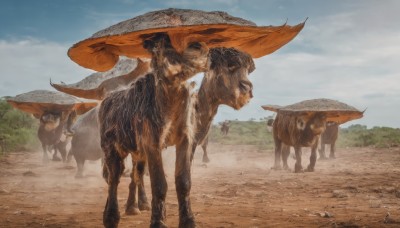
[1,143,400,228]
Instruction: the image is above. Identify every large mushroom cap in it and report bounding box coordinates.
[6,90,98,118]
[69,8,305,71]
[51,58,150,100]
[261,98,364,124]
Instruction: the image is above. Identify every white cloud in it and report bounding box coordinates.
[0,38,93,97]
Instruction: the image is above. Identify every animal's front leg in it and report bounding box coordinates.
[201,137,210,163]
[126,159,140,215]
[294,146,303,173]
[329,143,336,159]
[175,137,195,228]
[272,140,282,170]
[42,144,49,163]
[307,142,318,172]
[147,146,168,228]
[103,148,125,228]
[281,145,290,170]
[137,160,150,211]
[319,142,327,160]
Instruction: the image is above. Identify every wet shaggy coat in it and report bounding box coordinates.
[125,47,255,216]
[319,121,339,159]
[273,112,327,173]
[99,33,208,228]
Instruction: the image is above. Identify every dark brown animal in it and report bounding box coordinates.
[273,112,327,173]
[220,121,230,136]
[319,121,339,159]
[38,111,75,162]
[99,33,208,228]
[125,47,254,218]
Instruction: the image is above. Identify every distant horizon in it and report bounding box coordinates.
[1,0,399,128]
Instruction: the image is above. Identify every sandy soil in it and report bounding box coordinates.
[1,143,400,228]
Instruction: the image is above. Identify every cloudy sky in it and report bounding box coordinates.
[1,0,399,128]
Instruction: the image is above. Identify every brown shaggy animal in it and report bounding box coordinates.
[273,112,327,173]
[38,111,76,162]
[319,121,339,159]
[99,33,208,228]
[124,47,255,218]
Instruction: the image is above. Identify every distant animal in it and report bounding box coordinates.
[266,118,274,132]
[273,112,327,173]
[67,107,102,178]
[220,120,231,136]
[319,121,339,159]
[38,111,75,162]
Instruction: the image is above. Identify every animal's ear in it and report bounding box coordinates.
[296,117,306,130]
[228,64,239,72]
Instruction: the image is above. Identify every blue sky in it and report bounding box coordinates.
[1,0,399,128]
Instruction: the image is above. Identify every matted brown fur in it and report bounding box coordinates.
[99,33,208,228]
[124,47,255,219]
[273,112,327,173]
[319,121,339,159]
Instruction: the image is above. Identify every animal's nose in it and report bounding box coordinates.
[239,80,253,94]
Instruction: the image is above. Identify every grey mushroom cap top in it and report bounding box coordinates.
[51,58,151,100]
[261,98,364,124]
[68,8,305,72]
[7,90,98,118]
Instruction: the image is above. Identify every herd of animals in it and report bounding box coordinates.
[5,8,364,228]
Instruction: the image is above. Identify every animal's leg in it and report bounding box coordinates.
[306,143,318,172]
[58,144,67,162]
[175,138,195,228]
[67,149,73,163]
[319,142,327,160]
[103,149,125,228]
[52,147,62,161]
[201,137,210,163]
[294,146,303,173]
[146,146,168,228]
[74,157,85,178]
[137,160,150,211]
[42,144,49,163]
[329,143,336,159]
[272,140,282,170]
[126,159,140,215]
[282,145,290,170]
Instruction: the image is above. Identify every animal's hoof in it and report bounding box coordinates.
[139,202,151,211]
[271,165,282,170]
[150,220,168,228]
[294,165,303,173]
[125,206,141,215]
[202,157,210,163]
[179,217,196,228]
[103,212,120,228]
[305,166,314,172]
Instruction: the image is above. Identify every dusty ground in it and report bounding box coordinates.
[1,143,400,228]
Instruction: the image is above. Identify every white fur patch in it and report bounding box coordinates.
[296,118,306,130]
[44,119,60,131]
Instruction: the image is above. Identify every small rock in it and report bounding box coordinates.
[317,211,334,218]
[0,188,10,194]
[332,190,347,198]
[22,171,38,177]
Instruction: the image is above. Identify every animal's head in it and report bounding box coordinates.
[143,33,209,83]
[40,112,61,131]
[204,47,255,110]
[295,112,327,135]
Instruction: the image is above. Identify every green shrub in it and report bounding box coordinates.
[0,98,39,155]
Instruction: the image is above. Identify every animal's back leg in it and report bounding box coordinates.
[201,137,210,163]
